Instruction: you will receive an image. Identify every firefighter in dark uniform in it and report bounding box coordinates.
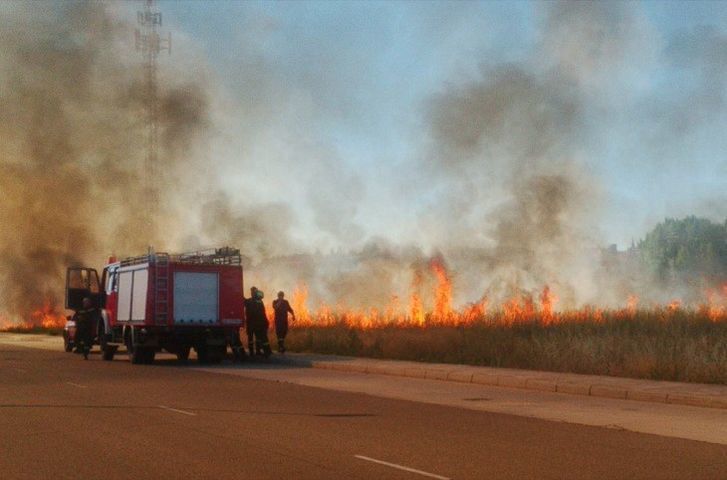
[244,287,272,358]
[244,287,258,355]
[272,291,295,353]
[73,297,99,360]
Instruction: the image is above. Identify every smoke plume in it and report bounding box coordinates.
[0,2,210,322]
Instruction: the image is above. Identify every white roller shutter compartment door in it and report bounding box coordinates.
[173,272,219,325]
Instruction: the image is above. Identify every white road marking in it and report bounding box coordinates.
[158,405,197,416]
[65,382,87,389]
[354,455,451,480]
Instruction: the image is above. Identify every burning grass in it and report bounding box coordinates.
[2,260,725,384]
[0,299,66,334]
[285,308,727,384]
[281,260,727,383]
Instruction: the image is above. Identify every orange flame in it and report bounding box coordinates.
[430,257,452,323]
[0,315,15,330]
[539,286,558,325]
[408,269,425,326]
[257,277,726,329]
[626,294,639,316]
[384,295,404,325]
[702,286,727,322]
[0,298,66,331]
[667,299,682,313]
[463,298,488,324]
[291,284,310,324]
[32,301,66,329]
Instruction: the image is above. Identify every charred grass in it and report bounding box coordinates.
[285,311,727,384]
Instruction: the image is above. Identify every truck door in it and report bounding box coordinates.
[66,267,103,311]
[101,265,120,325]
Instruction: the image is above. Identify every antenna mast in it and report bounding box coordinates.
[135,0,171,224]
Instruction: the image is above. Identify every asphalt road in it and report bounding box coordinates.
[1,343,726,479]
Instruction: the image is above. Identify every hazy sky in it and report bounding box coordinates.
[152,0,726,250]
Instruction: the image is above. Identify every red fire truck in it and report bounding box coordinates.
[64,247,244,364]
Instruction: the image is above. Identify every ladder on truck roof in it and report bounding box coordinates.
[119,253,155,267]
[173,247,242,265]
[117,250,171,325]
[118,247,241,267]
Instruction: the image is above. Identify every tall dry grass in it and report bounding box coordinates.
[284,310,727,384]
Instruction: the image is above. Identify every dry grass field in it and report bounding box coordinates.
[285,309,727,384]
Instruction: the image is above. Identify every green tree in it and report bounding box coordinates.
[639,216,727,284]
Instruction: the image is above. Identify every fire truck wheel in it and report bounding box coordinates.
[125,329,147,364]
[129,348,144,364]
[176,346,191,362]
[98,320,108,350]
[126,338,144,364]
[102,346,117,361]
[207,346,225,364]
[142,349,156,364]
[195,346,209,364]
[63,334,73,353]
[100,330,116,360]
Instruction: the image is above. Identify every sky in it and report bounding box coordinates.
[150,0,727,251]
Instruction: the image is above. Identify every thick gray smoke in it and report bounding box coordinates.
[231,3,621,311]
[198,193,295,260]
[424,64,597,306]
[399,2,652,308]
[0,2,210,322]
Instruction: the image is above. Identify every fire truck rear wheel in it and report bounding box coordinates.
[207,346,225,364]
[129,346,154,365]
[98,321,113,360]
[176,346,191,362]
[102,345,117,361]
[125,328,151,364]
[195,346,209,364]
[63,334,73,353]
[141,349,155,364]
[126,332,144,364]
[128,346,144,364]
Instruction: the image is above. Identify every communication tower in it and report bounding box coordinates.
[135,0,171,222]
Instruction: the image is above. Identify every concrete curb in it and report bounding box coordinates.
[3,334,725,411]
[292,354,727,411]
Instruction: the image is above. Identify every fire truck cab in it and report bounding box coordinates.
[64,247,245,364]
[63,268,103,352]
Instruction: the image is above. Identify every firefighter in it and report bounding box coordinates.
[244,287,258,355]
[272,291,295,353]
[73,297,99,360]
[244,287,272,358]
